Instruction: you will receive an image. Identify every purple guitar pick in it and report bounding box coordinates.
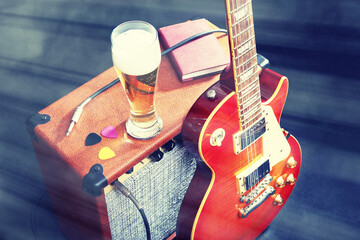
[101,126,118,139]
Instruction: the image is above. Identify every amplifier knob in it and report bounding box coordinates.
[286,174,296,185]
[275,176,285,188]
[148,149,164,162]
[162,140,176,151]
[273,194,283,206]
[286,157,297,168]
[126,167,134,174]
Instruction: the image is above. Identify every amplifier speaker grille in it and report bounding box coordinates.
[105,143,196,239]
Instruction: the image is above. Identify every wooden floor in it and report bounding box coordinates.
[0,0,359,239]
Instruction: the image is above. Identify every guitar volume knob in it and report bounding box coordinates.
[275,176,285,188]
[286,174,296,185]
[273,194,283,206]
[286,157,297,168]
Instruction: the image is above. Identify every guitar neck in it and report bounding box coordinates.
[225,0,262,130]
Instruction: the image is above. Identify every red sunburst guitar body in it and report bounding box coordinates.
[176,0,302,239]
[176,68,302,239]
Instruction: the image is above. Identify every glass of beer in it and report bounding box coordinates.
[111,21,163,140]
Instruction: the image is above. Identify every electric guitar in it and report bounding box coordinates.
[176,0,302,239]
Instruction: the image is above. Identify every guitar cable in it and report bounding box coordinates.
[161,29,228,56]
[114,181,151,240]
[65,29,228,136]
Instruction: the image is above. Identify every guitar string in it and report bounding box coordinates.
[230,0,253,194]
[247,8,259,193]
[230,0,252,196]
[231,0,262,195]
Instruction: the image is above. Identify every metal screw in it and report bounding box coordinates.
[206,89,217,101]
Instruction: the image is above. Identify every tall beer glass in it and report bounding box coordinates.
[111,21,163,139]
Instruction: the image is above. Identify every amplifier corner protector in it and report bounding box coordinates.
[82,163,108,197]
[26,112,51,142]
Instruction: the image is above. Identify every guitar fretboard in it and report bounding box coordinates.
[227,0,262,130]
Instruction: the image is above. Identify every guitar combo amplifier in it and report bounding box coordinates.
[27,21,277,239]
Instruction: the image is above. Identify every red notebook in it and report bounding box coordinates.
[158,19,230,82]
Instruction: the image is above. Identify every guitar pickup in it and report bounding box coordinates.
[236,159,270,194]
[233,117,266,155]
[239,174,272,204]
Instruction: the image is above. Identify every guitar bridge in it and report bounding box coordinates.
[239,186,275,218]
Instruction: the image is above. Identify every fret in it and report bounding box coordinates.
[238,87,260,107]
[238,83,258,102]
[238,74,258,91]
[241,91,260,109]
[241,102,261,120]
[231,14,253,35]
[236,59,256,74]
[232,20,254,39]
[230,1,251,15]
[240,80,259,98]
[240,97,261,119]
[234,57,257,76]
[237,70,257,87]
[246,111,263,129]
[241,26,255,43]
[234,40,255,59]
[239,91,261,113]
[234,35,255,51]
[234,46,257,64]
[242,108,262,128]
[239,65,255,82]
[229,0,250,13]
[235,64,257,85]
[233,36,256,59]
[233,31,255,59]
[236,53,257,71]
[242,53,257,71]
[239,62,257,77]
[232,24,254,49]
[232,8,252,25]
[237,64,258,82]
[240,107,261,127]
[238,81,260,99]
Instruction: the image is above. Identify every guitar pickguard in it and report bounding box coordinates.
[262,105,291,166]
[235,106,291,192]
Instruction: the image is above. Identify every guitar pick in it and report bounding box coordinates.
[101,125,118,139]
[85,133,102,146]
[98,147,116,160]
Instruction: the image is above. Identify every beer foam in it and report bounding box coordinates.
[112,29,161,76]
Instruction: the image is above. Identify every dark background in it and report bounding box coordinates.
[1,0,360,239]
